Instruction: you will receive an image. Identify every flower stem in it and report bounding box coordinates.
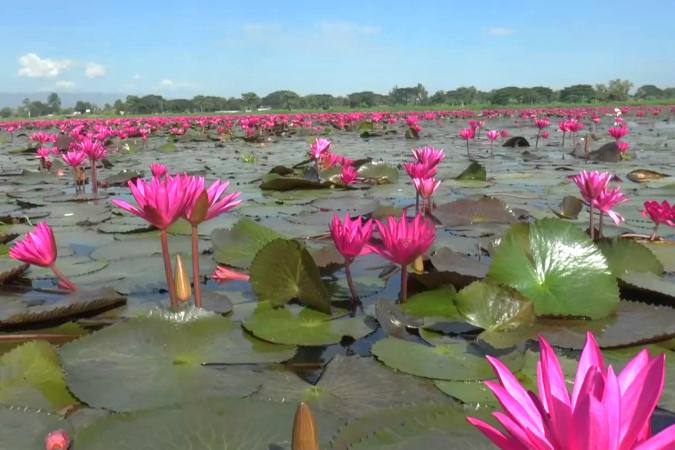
[400,264,408,303]
[598,213,604,239]
[415,192,419,215]
[490,141,494,159]
[589,204,595,240]
[160,230,177,307]
[650,223,660,241]
[314,159,321,182]
[535,130,541,148]
[90,157,98,195]
[191,225,202,307]
[50,265,78,291]
[344,259,358,306]
[466,140,470,159]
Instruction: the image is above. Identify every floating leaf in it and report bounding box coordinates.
[434,196,516,227]
[60,315,295,411]
[357,161,399,184]
[372,336,523,380]
[0,341,77,411]
[252,355,450,419]
[400,287,461,323]
[376,299,423,339]
[488,218,619,319]
[243,302,372,346]
[455,161,486,181]
[455,280,534,332]
[620,271,675,302]
[212,218,283,269]
[0,408,69,450]
[0,288,126,329]
[260,173,332,191]
[552,196,583,219]
[627,169,669,183]
[640,240,675,272]
[598,238,663,277]
[429,247,488,282]
[75,397,341,450]
[250,239,331,313]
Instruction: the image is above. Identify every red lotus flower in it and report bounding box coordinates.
[403,161,437,180]
[73,137,107,161]
[412,177,441,199]
[373,213,435,266]
[642,200,674,227]
[411,147,445,166]
[9,222,57,267]
[570,170,613,204]
[608,125,629,140]
[309,138,331,160]
[486,130,500,141]
[61,150,87,167]
[468,333,675,450]
[45,429,70,450]
[183,177,241,224]
[593,187,628,225]
[339,165,358,186]
[112,174,193,230]
[150,162,167,178]
[459,127,475,140]
[329,213,373,261]
[212,266,250,283]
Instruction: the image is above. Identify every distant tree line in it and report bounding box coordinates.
[2,80,674,118]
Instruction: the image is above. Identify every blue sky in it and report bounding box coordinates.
[1,0,673,97]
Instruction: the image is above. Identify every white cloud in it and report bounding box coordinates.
[316,22,380,36]
[157,79,194,91]
[18,53,71,78]
[55,80,76,90]
[487,27,515,36]
[85,62,106,78]
[132,73,142,80]
[159,79,175,88]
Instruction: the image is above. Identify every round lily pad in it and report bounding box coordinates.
[243,302,373,346]
[455,280,533,332]
[400,287,461,323]
[250,239,331,313]
[60,315,296,411]
[74,397,341,450]
[212,217,283,269]
[597,238,663,277]
[488,218,620,319]
[0,341,77,411]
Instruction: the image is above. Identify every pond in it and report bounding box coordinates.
[0,108,674,449]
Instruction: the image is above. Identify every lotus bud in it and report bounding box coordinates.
[174,254,192,302]
[292,402,319,450]
[45,429,70,450]
[412,255,424,274]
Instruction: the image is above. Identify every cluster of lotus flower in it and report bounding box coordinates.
[570,170,674,240]
[457,119,509,158]
[308,138,357,185]
[10,164,247,308]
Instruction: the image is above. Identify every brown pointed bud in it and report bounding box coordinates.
[292,402,319,450]
[189,190,209,225]
[174,254,192,302]
[412,255,424,274]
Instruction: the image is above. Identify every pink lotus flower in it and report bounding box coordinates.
[411,147,445,166]
[183,177,242,224]
[486,130,500,141]
[30,132,57,145]
[212,266,250,283]
[150,162,167,178]
[9,223,77,291]
[559,121,570,133]
[372,213,435,302]
[320,151,342,170]
[404,161,437,180]
[309,138,331,160]
[112,175,192,230]
[459,127,475,140]
[45,429,70,450]
[9,222,57,267]
[61,150,87,167]
[642,200,674,227]
[37,147,51,160]
[499,129,510,138]
[468,333,675,450]
[570,170,613,204]
[339,165,358,186]
[534,118,551,129]
[412,177,441,199]
[609,125,629,141]
[617,141,630,154]
[330,213,373,261]
[593,187,628,225]
[73,138,106,161]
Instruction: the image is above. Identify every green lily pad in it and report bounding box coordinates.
[455,280,534,332]
[260,173,332,190]
[620,271,675,301]
[639,240,675,272]
[455,161,486,181]
[331,403,492,450]
[74,397,341,450]
[60,315,295,411]
[598,238,663,277]
[0,288,126,329]
[552,196,584,219]
[357,161,399,184]
[400,287,461,323]
[488,218,619,319]
[250,239,331,313]
[372,335,523,380]
[243,302,372,346]
[0,407,69,450]
[252,355,450,419]
[212,217,283,269]
[434,196,517,227]
[0,341,77,411]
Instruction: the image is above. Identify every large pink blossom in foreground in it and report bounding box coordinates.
[468,333,675,450]
[112,174,192,230]
[182,176,242,224]
[411,146,445,167]
[330,213,373,260]
[570,170,613,204]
